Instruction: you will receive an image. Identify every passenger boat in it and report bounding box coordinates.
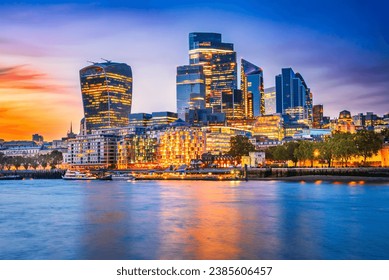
[111,173,136,181]
[62,170,97,180]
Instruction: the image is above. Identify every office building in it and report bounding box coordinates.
[176,65,206,121]
[80,61,132,133]
[312,104,323,128]
[184,32,237,114]
[241,59,264,118]
[221,89,244,119]
[275,68,312,124]
[264,87,276,115]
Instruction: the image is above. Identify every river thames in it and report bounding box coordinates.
[0,179,389,260]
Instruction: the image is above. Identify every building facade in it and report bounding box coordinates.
[275,68,312,125]
[176,65,206,121]
[80,61,133,133]
[264,87,276,115]
[241,59,264,118]
[183,32,237,114]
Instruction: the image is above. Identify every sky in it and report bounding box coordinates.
[0,0,388,140]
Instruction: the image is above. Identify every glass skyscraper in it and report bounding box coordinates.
[80,61,132,133]
[275,68,312,124]
[264,86,276,115]
[186,32,237,114]
[241,59,264,118]
[176,65,206,121]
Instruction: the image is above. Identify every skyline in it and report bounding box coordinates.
[1,0,388,140]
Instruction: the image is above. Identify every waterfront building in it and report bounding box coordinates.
[284,123,310,138]
[157,126,205,166]
[312,104,323,128]
[241,59,264,118]
[264,87,276,115]
[185,32,237,114]
[204,126,252,155]
[65,132,120,168]
[275,68,312,125]
[252,114,284,141]
[80,61,132,133]
[117,133,158,169]
[176,65,206,120]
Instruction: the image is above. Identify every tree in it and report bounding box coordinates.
[381,128,389,143]
[22,157,31,170]
[39,154,48,170]
[332,132,357,167]
[13,156,24,170]
[285,141,300,167]
[30,156,40,170]
[48,150,63,169]
[294,141,316,167]
[0,153,5,170]
[355,130,383,166]
[318,138,335,167]
[228,135,255,158]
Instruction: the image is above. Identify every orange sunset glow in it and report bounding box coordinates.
[0,64,82,140]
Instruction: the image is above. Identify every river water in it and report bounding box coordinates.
[0,179,388,260]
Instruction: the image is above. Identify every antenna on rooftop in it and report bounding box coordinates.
[87,60,96,64]
[101,58,112,63]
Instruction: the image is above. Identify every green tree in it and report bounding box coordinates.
[285,141,300,167]
[228,135,255,157]
[381,128,389,143]
[355,130,383,166]
[294,141,316,167]
[318,138,335,167]
[332,132,357,167]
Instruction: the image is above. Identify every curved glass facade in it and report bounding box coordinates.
[80,62,132,133]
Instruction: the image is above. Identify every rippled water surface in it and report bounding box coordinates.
[1,179,389,259]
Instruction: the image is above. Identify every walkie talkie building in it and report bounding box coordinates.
[80,61,132,133]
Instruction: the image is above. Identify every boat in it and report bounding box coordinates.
[111,173,136,181]
[62,170,97,180]
[0,175,23,180]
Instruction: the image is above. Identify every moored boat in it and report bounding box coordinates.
[62,170,97,180]
[111,173,136,181]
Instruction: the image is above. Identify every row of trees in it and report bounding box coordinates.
[0,151,63,171]
[267,130,385,167]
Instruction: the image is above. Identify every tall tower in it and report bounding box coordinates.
[241,59,264,118]
[275,68,312,124]
[176,65,206,121]
[187,32,237,113]
[80,61,132,133]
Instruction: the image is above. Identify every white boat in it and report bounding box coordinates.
[111,173,136,180]
[62,170,97,180]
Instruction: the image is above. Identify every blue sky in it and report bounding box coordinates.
[0,0,388,139]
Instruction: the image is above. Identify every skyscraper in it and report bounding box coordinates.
[80,61,132,133]
[186,32,237,114]
[176,65,206,121]
[275,68,312,124]
[312,104,323,128]
[264,87,276,115]
[241,59,264,118]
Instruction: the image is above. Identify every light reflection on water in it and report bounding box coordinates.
[0,179,389,260]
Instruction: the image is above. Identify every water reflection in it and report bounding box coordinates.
[1,179,389,259]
